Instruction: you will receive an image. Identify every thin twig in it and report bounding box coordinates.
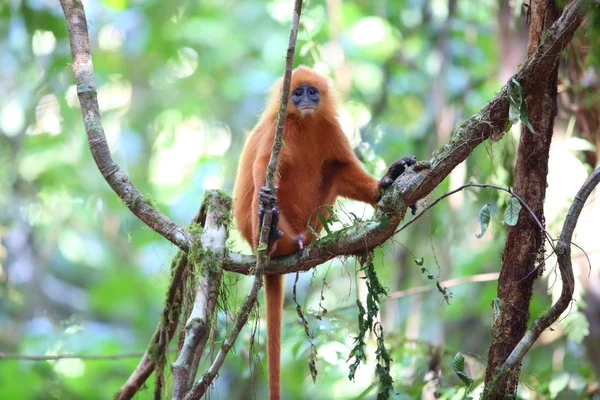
[330,272,500,313]
[59,0,191,251]
[395,183,556,251]
[182,1,304,398]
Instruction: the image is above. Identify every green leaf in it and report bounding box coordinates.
[508,78,523,124]
[502,197,522,226]
[509,78,535,133]
[316,209,331,234]
[452,353,474,392]
[520,99,535,133]
[476,203,491,239]
[414,257,424,266]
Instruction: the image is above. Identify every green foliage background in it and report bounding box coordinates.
[0,0,598,399]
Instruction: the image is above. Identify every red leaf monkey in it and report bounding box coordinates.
[233,66,415,400]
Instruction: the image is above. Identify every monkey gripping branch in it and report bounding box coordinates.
[58,0,594,399]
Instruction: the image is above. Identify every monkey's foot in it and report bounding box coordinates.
[296,235,304,250]
[409,202,417,215]
[379,156,417,190]
[258,187,284,243]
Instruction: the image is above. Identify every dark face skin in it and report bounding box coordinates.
[291,84,320,115]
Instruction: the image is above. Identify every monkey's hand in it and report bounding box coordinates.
[379,156,417,190]
[379,156,418,214]
[258,187,284,245]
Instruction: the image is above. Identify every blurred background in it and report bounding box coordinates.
[1,0,599,399]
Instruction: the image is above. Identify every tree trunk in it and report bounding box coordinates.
[483,1,560,398]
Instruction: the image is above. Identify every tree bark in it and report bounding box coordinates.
[484,1,561,397]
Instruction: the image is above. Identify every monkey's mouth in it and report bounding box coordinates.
[298,107,316,115]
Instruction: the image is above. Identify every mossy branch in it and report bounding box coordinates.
[171,191,229,399]
[59,0,191,251]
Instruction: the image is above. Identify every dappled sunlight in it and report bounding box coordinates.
[352,62,384,96]
[2,1,599,398]
[149,115,232,194]
[31,30,56,56]
[18,135,83,181]
[33,94,62,136]
[98,24,124,51]
[0,99,25,137]
[166,47,199,81]
[318,41,345,69]
[338,104,364,148]
[348,17,392,47]
[546,135,590,233]
[64,85,79,108]
[97,80,132,112]
[150,113,204,186]
[267,0,294,24]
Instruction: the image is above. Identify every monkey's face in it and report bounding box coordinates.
[291,84,320,116]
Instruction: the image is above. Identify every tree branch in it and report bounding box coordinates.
[330,272,500,314]
[182,1,304,398]
[171,191,228,399]
[496,166,600,374]
[222,0,589,276]
[59,0,191,251]
[116,211,204,400]
[396,183,555,250]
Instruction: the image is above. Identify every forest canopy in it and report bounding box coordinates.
[1,1,599,399]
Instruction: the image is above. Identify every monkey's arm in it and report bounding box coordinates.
[334,161,381,205]
[332,138,417,207]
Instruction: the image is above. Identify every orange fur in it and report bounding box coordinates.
[233,66,381,400]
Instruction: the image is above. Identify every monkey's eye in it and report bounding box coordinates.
[293,89,303,97]
[309,89,317,96]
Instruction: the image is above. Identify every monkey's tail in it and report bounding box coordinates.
[264,274,284,400]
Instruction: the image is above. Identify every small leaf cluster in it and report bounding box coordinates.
[508,78,535,133]
[452,352,474,399]
[476,197,522,239]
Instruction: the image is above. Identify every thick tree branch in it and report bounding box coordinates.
[222,0,589,276]
[484,1,565,395]
[59,0,191,251]
[182,1,304,399]
[490,166,600,384]
[171,191,228,399]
